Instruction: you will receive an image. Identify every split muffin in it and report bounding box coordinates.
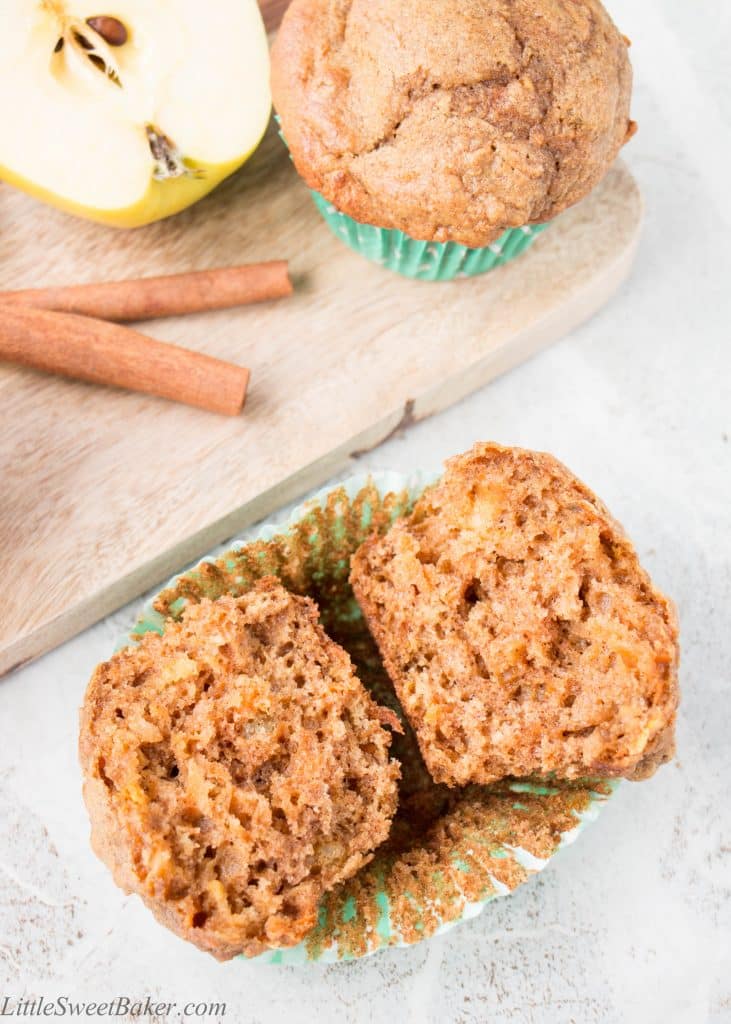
[351,444,679,787]
[271,0,636,279]
[79,578,400,960]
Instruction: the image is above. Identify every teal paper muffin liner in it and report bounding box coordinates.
[311,191,549,282]
[275,119,547,282]
[117,471,617,964]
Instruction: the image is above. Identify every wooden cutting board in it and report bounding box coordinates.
[0,123,642,676]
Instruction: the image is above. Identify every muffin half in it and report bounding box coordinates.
[79,578,400,960]
[351,444,679,787]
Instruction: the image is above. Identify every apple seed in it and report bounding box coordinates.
[86,16,128,47]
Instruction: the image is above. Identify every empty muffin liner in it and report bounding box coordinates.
[121,471,617,964]
[311,192,549,282]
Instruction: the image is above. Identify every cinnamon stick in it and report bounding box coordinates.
[0,261,291,323]
[0,306,249,416]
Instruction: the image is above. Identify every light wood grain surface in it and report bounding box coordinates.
[0,134,642,676]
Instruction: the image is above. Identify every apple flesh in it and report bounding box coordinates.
[0,0,271,227]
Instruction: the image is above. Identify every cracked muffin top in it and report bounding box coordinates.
[351,444,679,787]
[79,578,400,960]
[271,0,635,247]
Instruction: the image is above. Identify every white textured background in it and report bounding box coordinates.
[1,1,729,1021]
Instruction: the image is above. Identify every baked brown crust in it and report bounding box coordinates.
[271,0,634,246]
[351,444,679,787]
[79,579,400,960]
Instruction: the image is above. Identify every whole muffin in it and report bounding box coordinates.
[351,444,679,787]
[79,578,400,960]
[272,0,634,249]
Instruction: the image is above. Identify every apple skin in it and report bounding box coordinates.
[0,139,266,229]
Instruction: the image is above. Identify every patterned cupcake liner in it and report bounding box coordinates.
[311,191,549,282]
[117,471,618,964]
[275,119,548,282]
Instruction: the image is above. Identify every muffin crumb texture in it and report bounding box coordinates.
[79,579,399,960]
[272,0,634,246]
[351,444,679,786]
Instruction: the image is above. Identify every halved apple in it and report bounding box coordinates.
[0,0,271,227]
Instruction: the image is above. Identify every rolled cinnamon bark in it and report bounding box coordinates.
[0,261,291,322]
[0,306,249,416]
